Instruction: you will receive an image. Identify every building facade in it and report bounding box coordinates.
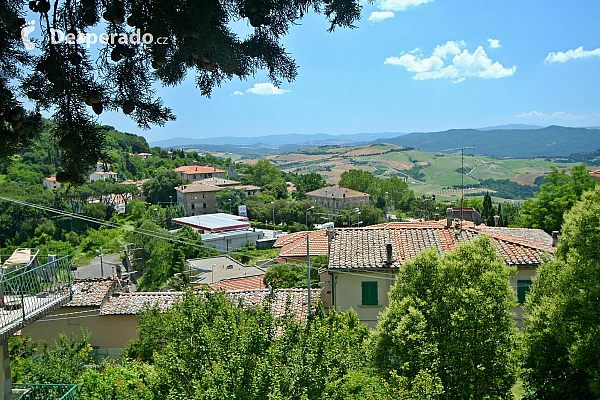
[175,178,260,216]
[305,186,370,213]
[173,165,226,182]
[42,176,60,190]
[321,225,554,328]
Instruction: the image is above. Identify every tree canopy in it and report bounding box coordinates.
[1,0,362,181]
[372,236,520,399]
[521,164,596,233]
[523,187,600,399]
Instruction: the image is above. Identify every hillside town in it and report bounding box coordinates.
[2,0,600,398]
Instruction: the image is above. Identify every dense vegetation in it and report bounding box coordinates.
[466,178,539,200]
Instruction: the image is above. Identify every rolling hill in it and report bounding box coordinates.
[381,126,600,158]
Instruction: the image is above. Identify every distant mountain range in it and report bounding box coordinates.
[150,125,600,158]
[381,126,600,158]
[149,131,408,149]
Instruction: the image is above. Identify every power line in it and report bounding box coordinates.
[0,196,399,282]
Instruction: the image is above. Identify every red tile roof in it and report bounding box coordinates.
[99,289,319,322]
[209,274,266,291]
[173,165,225,174]
[66,279,114,307]
[45,176,57,181]
[274,230,329,257]
[589,170,600,182]
[328,226,554,270]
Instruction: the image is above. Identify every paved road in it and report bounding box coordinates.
[73,254,121,279]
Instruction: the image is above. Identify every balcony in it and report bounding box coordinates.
[12,384,78,400]
[0,250,72,340]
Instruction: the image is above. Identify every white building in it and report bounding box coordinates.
[42,176,60,190]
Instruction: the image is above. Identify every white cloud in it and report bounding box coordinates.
[545,46,600,64]
[515,110,588,120]
[385,41,516,82]
[368,11,395,22]
[487,39,501,49]
[245,83,290,95]
[378,0,433,12]
[233,91,244,96]
[432,40,465,58]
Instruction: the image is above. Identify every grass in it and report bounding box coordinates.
[229,247,281,266]
[512,379,525,399]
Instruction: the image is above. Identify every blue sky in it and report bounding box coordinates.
[56,0,600,141]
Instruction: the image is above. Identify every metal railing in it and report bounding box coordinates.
[0,255,72,339]
[12,384,78,400]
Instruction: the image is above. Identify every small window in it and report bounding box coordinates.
[517,280,532,305]
[203,203,207,208]
[361,281,378,306]
[202,194,206,199]
[191,203,195,209]
[227,265,234,269]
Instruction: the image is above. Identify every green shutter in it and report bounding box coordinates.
[517,280,532,305]
[362,281,378,306]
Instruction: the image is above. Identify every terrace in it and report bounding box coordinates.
[0,250,73,340]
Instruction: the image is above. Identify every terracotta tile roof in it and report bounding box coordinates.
[366,220,476,229]
[209,274,266,291]
[328,226,554,270]
[474,227,553,247]
[44,177,57,181]
[66,279,114,307]
[100,292,181,315]
[274,230,329,257]
[589,170,600,182]
[99,289,319,322]
[305,186,369,199]
[197,177,240,186]
[91,171,117,175]
[234,184,261,191]
[173,165,225,174]
[227,288,320,322]
[175,182,222,193]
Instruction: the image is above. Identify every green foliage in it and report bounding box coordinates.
[335,203,386,227]
[261,181,289,199]
[216,188,248,213]
[263,262,318,289]
[142,169,183,204]
[372,236,520,399]
[523,188,600,399]
[467,179,539,200]
[246,197,329,227]
[11,331,93,385]
[78,360,158,400]
[82,202,112,220]
[243,159,285,187]
[126,199,147,219]
[126,291,371,399]
[521,164,596,233]
[339,169,416,213]
[482,191,493,224]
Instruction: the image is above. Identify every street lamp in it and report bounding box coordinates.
[306,206,315,228]
[169,195,172,205]
[271,201,275,234]
[227,198,232,214]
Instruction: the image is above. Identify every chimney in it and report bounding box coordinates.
[434,213,440,221]
[493,215,500,227]
[327,228,335,254]
[552,231,559,247]
[446,208,453,228]
[386,243,393,265]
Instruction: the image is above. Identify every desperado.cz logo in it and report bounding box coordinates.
[20,21,173,50]
[50,29,173,48]
[20,20,36,50]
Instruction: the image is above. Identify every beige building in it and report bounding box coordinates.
[42,176,60,190]
[306,186,370,213]
[186,255,265,286]
[22,278,318,357]
[175,178,260,216]
[173,165,226,182]
[321,224,554,328]
[89,171,118,183]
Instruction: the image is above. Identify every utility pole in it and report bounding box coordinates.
[443,146,474,225]
[306,232,311,317]
[99,247,104,277]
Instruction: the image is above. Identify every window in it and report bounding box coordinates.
[203,203,207,208]
[191,203,195,210]
[517,280,532,304]
[361,281,378,306]
[202,194,205,199]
